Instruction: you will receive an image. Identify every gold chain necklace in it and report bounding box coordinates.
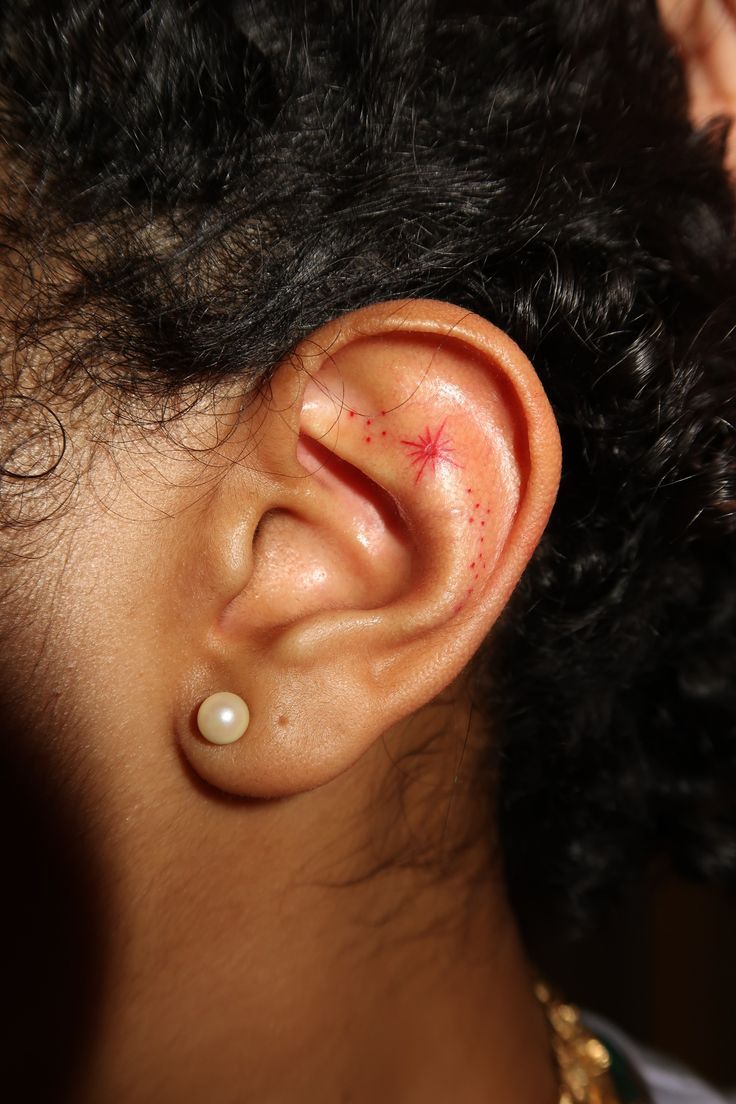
[535,982,621,1104]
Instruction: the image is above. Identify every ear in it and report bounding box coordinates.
[177,300,561,798]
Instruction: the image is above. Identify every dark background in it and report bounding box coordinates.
[543,877,736,1091]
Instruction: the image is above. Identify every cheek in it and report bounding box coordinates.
[0,480,187,801]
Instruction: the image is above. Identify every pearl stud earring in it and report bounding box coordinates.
[197,692,250,745]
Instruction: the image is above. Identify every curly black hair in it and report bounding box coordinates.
[0,0,734,937]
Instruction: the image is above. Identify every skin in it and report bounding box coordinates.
[659,0,736,172]
[1,299,563,1103]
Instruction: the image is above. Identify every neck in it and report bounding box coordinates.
[11,710,559,1104]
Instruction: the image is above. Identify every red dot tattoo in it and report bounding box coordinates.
[401,420,461,484]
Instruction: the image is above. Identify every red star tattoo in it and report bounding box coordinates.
[400,420,462,483]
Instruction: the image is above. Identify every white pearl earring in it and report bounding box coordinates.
[197,692,250,745]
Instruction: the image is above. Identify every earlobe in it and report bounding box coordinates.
[177,301,561,800]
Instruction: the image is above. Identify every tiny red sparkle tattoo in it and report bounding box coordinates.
[401,420,461,483]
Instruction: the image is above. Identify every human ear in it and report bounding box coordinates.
[177,300,561,798]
